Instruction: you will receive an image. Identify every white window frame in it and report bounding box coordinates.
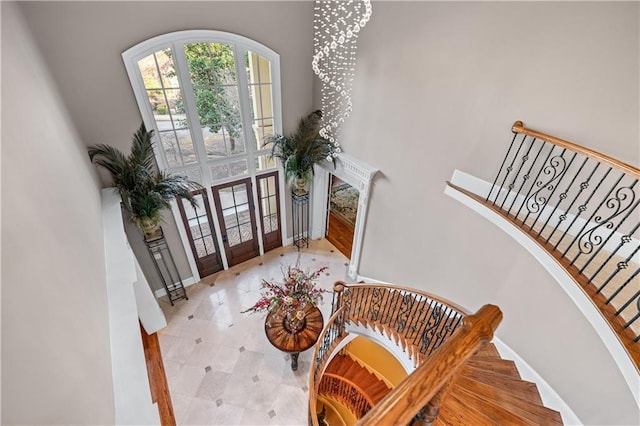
[122,30,286,280]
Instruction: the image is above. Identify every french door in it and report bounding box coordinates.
[211,178,260,267]
[176,189,224,277]
[256,172,282,252]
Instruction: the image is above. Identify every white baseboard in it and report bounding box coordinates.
[355,274,389,284]
[153,276,197,299]
[492,337,582,425]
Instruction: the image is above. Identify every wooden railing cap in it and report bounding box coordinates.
[510,120,639,178]
[465,304,503,339]
[512,120,524,132]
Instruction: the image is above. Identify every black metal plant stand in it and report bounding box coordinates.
[292,191,310,250]
[144,227,188,306]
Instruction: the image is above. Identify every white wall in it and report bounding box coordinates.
[8,1,640,423]
[1,2,115,423]
[340,2,639,425]
[18,1,316,289]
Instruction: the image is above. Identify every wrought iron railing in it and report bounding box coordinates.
[309,282,469,425]
[318,375,374,419]
[478,120,639,365]
[338,283,467,364]
[309,306,348,423]
[358,305,503,425]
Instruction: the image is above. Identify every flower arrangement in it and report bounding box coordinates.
[242,265,329,329]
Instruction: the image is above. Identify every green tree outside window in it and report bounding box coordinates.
[170,43,243,154]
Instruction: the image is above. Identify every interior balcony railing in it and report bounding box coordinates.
[318,374,374,419]
[447,121,640,370]
[309,282,486,425]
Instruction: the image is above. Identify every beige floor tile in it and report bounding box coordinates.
[171,393,195,425]
[211,402,245,425]
[195,370,231,401]
[185,342,218,369]
[269,383,308,425]
[159,238,348,425]
[184,397,218,425]
[164,337,197,364]
[238,407,273,425]
[171,364,207,397]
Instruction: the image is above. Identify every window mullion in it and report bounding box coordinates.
[235,45,258,177]
[270,57,283,135]
[173,41,210,187]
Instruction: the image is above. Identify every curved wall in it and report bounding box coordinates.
[339,2,639,424]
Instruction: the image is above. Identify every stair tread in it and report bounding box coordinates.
[453,383,563,424]
[460,367,541,401]
[440,396,494,425]
[474,342,501,358]
[438,390,503,425]
[448,386,539,425]
[320,330,563,425]
[323,354,390,404]
[465,357,521,379]
[455,375,543,405]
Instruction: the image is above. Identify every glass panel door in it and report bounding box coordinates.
[176,189,223,277]
[257,172,282,252]
[326,175,358,259]
[211,178,260,266]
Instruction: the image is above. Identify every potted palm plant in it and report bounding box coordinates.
[264,110,337,194]
[88,123,203,240]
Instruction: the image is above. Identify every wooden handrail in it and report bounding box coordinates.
[512,121,640,179]
[321,373,376,407]
[309,306,348,425]
[319,375,373,419]
[447,181,640,372]
[309,283,477,425]
[337,281,471,316]
[356,304,503,425]
[336,282,467,366]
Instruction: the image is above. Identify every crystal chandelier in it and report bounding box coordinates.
[312,0,372,159]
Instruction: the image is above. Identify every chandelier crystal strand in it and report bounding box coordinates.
[313,0,372,159]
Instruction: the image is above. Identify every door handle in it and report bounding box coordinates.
[222,234,228,244]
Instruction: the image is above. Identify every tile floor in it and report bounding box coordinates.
[157,239,351,425]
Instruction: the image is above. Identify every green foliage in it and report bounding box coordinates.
[263,110,334,185]
[181,43,242,146]
[154,103,168,115]
[88,123,203,233]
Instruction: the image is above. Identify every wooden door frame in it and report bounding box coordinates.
[176,189,223,278]
[256,171,283,252]
[211,177,260,267]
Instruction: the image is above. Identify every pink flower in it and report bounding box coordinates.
[241,264,329,315]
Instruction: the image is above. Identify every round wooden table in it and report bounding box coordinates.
[264,305,324,370]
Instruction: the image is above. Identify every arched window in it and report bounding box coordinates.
[123,30,284,278]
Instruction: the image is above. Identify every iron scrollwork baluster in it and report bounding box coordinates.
[420,305,444,354]
[575,182,637,259]
[525,153,567,218]
[395,293,415,333]
[369,287,383,321]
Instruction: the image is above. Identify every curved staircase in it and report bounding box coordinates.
[309,122,640,425]
[319,343,563,425]
[322,354,391,405]
[433,342,562,425]
[309,284,565,425]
